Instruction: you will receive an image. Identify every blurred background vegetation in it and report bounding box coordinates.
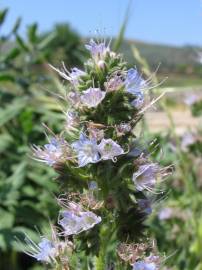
[0,6,202,270]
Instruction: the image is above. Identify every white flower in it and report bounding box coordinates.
[35,239,56,263]
[58,209,101,236]
[32,137,67,166]
[133,163,159,191]
[22,227,74,265]
[81,87,106,108]
[98,138,124,160]
[72,133,100,167]
[80,211,102,230]
[85,39,110,61]
[59,211,84,235]
[25,238,57,263]
[49,64,86,87]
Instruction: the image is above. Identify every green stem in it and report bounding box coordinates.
[95,224,114,270]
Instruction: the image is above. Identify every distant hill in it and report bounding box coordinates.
[118,39,201,74]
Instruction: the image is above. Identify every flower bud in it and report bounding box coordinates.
[97,60,106,69]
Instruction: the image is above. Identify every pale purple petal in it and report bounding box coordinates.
[32,137,67,166]
[125,68,146,96]
[133,261,156,270]
[58,209,101,236]
[98,138,124,160]
[85,39,109,60]
[81,88,106,108]
[33,238,56,263]
[72,133,100,167]
[133,163,159,191]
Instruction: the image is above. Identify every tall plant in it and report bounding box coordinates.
[24,38,168,270]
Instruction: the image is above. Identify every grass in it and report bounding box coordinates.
[158,74,202,87]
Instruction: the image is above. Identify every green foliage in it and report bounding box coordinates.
[0,8,86,270]
[131,44,202,270]
[145,130,202,270]
[191,100,202,117]
[43,23,87,67]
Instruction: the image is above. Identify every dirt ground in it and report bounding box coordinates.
[145,88,202,134]
[146,110,202,134]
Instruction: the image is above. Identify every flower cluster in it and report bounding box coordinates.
[23,226,74,267]
[23,200,101,267]
[27,38,166,269]
[71,133,124,167]
[32,136,70,166]
[133,163,160,192]
[27,238,57,263]
[58,201,101,236]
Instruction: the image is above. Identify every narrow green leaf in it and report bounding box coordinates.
[38,32,56,50]
[27,23,38,44]
[0,209,14,229]
[11,17,21,34]
[16,34,29,52]
[0,97,29,127]
[0,133,13,152]
[0,8,8,26]
[8,161,27,189]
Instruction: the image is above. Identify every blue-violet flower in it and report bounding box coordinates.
[71,133,100,167]
[80,87,106,108]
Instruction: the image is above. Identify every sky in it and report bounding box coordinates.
[1,0,202,46]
